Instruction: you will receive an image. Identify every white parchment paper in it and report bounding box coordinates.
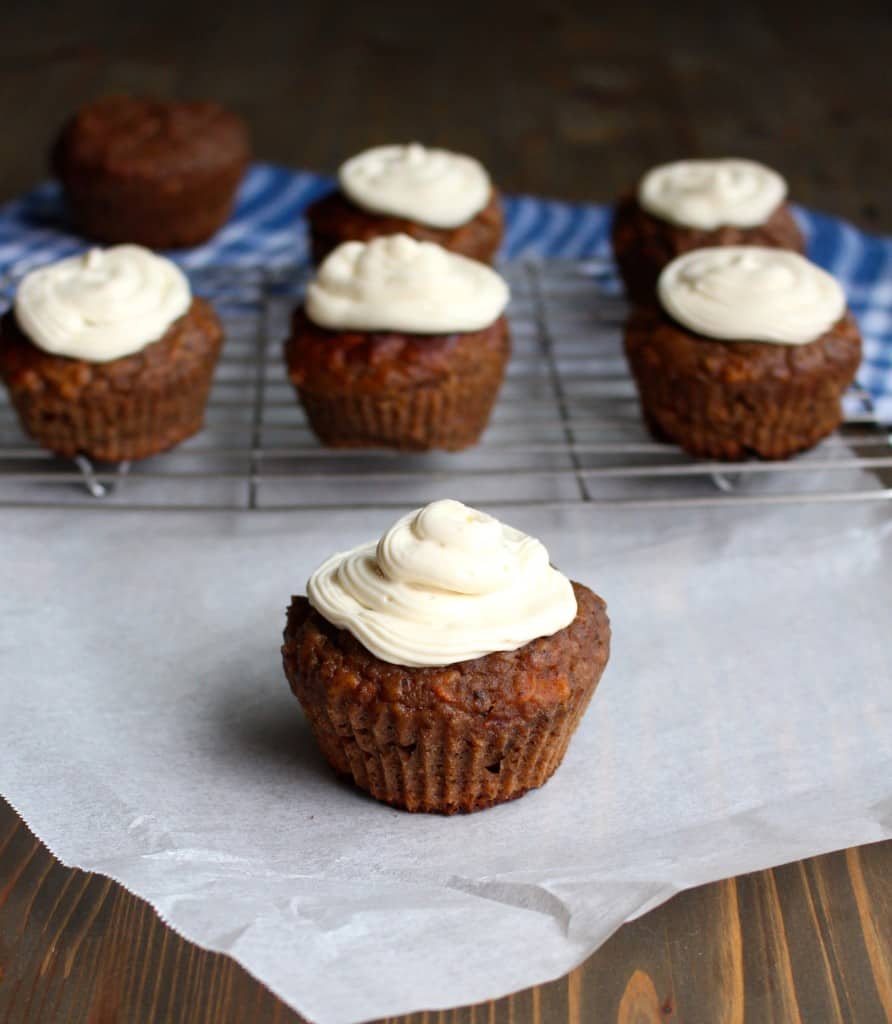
[2,496,891,1024]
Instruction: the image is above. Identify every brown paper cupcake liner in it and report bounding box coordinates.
[296,375,503,451]
[296,686,592,814]
[629,366,848,461]
[0,299,224,462]
[7,360,218,462]
[61,171,244,249]
[624,308,861,461]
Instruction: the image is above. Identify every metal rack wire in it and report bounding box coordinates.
[0,260,890,511]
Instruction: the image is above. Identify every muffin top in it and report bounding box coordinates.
[338,143,491,228]
[306,499,578,667]
[305,233,509,334]
[638,158,787,230]
[13,244,191,362]
[53,95,250,180]
[657,247,846,345]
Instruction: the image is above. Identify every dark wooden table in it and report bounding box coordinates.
[1,2,891,1021]
[3,801,891,1023]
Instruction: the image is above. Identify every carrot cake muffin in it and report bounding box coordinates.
[624,247,861,460]
[282,499,611,814]
[306,143,503,265]
[52,95,250,249]
[0,245,223,461]
[284,233,511,450]
[612,158,804,304]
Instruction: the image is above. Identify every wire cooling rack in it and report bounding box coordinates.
[0,260,890,511]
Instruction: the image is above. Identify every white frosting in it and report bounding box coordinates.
[305,234,509,334]
[14,245,191,362]
[307,499,578,668]
[658,247,846,345]
[338,143,491,229]
[638,159,787,230]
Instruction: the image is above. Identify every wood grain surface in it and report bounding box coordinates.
[1,1,891,1021]
[1,798,891,1023]
[0,0,890,230]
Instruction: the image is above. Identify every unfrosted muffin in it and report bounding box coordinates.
[284,234,511,451]
[612,159,804,304]
[282,499,611,814]
[0,245,223,461]
[52,95,250,249]
[306,143,504,265]
[624,247,861,460]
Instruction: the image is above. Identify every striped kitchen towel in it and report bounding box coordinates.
[0,162,890,421]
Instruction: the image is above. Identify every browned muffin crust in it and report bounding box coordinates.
[52,96,250,248]
[624,306,862,460]
[306,188,504,266]
[0,298,223,461]
[612,192,805,306]
[282,581,610,814]
[284,308,511,450]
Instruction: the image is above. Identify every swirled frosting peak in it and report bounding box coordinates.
[339,143,491,228]
[305,233,509,333]
[638,158,787,230]
[14,245,191,362]
[658,247,846,345]
[307,499,578,667]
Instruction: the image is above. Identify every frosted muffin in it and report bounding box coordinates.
[0,245,223,461]
[306,143,504,265]
[52,95,250,249]
[624,247,861,460]
[282,499,611,814]
[284,233,511,450]
[612,159,804,304]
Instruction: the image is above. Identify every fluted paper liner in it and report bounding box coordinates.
[629,368,848,461]
[296,371,504,452]
[304,697,591,814]
[8,358,218,461]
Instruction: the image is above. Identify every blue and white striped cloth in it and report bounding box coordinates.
[1,162,890,421]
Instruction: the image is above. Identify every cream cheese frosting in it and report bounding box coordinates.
[638,158,788,230]
[658,247,846,345]
[14,245,191,362]
[338,143,491,229]
[307,499,578,667]
[305,233,509,334]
